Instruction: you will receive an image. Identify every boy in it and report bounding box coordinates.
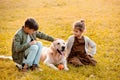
[12,18,55,72]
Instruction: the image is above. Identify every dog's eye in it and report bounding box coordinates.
[57,43,60,45]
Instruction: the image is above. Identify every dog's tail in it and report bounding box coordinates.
[0,55,12,60]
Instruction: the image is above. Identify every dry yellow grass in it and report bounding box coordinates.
[0,0,120,80]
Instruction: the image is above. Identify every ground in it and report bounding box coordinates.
[0,0,120,80]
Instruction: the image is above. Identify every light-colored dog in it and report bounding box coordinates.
[40,39,69,71]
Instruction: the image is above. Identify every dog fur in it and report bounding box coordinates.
[40,39,69,71]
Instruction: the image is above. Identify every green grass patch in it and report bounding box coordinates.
[0,0,120,80]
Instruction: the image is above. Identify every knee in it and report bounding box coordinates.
[30,45,38,51]
[37,42,43,48]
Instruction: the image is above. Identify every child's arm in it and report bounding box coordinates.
[86,37,96,56]
[13,34,30,53]
[66,36,74,58]
[36,31,55,42]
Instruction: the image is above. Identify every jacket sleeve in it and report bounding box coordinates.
[13,34,30,53]
[87,37,96,55]
[66,36,74,58]
[36,31,54,42]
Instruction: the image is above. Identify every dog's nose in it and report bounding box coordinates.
[62,46,65,51]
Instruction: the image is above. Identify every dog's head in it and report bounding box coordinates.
[51,39,66,55]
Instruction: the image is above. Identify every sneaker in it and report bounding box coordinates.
[36,68,43,72]
[21,64,29,72]
[30,64,43,71]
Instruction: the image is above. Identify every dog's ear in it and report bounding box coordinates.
[52,39,61,45]
[53,38,60,44]
[52,40,56,45]
[50,42,54,47]
[50,41,56,49]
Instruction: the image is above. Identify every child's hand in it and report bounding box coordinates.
[29,40,37,45]
[88,54,93,58]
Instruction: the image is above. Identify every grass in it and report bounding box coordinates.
[0,0,120,80]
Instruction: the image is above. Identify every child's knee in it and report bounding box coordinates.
[37,42,42,47]
[30,45,38,51]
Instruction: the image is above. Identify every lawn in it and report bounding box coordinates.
[0,0,120,80]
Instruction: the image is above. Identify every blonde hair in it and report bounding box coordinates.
[73,19,85,32]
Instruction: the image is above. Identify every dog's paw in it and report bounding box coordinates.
[53,67,59,70]
[64,67,69,71]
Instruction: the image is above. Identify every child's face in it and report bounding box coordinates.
[73,28,84,38]
[24,27,35,34]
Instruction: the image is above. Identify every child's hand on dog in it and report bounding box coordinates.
[29,40,37,45]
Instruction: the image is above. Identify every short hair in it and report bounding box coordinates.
[25,18,39,31]
[73,19,85,32]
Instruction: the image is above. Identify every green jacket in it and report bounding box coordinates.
[12,27,54,65]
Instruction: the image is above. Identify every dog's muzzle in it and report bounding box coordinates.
[57,49,62,55]
[57,49,65,55]
[57,46,65,55]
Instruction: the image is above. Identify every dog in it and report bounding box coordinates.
[40,39,69,71]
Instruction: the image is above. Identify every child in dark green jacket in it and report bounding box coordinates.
[12,18,55,72]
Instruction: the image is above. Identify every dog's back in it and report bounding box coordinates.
[40,47,53,62]
[40,47,47,62]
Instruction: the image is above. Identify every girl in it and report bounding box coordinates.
[66,19,97,67]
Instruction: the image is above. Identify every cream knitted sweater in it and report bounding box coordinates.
[66,35,96,57]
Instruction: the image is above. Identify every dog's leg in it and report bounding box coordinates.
[61,58,69,71]
[64,62,69,71]
[44,59,59,70]
[46,63,59,70]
